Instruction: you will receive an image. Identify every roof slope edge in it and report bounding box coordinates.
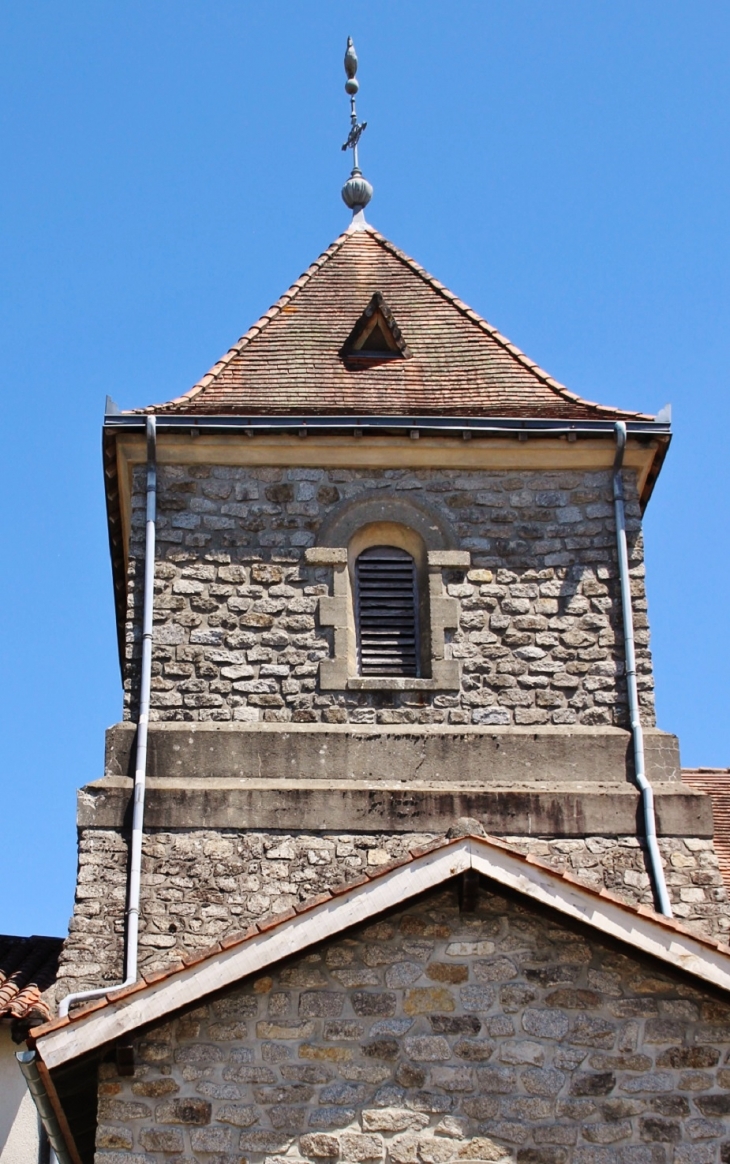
[32,833,730,1071]
[138,228,353,415]
[369,230,650,421]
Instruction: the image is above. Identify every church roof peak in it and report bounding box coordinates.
[130,225,652,422]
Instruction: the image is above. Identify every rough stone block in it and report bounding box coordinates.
[299,1133,340,1157]
[362,1108,430,1133]
[403,1035,452,1061]
[403,987,455,1015]
[340,1133,385,1161]
[155,1098,212,1125]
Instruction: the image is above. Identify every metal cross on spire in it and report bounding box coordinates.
[340,37,373,218]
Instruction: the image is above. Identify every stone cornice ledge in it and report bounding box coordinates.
[104,723,683,787]
[78,776,712,837]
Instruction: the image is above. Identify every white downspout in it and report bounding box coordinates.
[58,416,158,1016]
[612,421,672,916]
[123,414,157,981]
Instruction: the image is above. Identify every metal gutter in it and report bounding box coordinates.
[16,1051,76,1164]
[124,414,157,979]
[103,412,671,437]
[612,421,672,917]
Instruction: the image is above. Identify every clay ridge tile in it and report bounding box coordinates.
[28,1013,70,1040]
[144,962,185,985]
[220,925,261,949]
[258,907,297,932]
[105,978,149,1004]
[294,891,334,915]
[329,872,372,896]
[364,853,414,878]
[409,837,449,859]
[181,941,223,968]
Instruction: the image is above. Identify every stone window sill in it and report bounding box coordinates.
[347,676,448,692]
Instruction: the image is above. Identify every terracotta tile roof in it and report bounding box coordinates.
[32,831,730,1043]
[0,934,63,1032]
[682,769,730,891]
[131,226,651,421]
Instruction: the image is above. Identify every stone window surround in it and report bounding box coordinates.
[305,543,470,691]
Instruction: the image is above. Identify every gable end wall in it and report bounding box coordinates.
[93,883,730,1164]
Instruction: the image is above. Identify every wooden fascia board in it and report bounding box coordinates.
[35,1056,84,1164]
[115,430,657,473]
[116,432,133,586]
[35,837,730,1072]
[102,429,129,673]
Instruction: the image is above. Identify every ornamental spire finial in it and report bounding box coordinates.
[341,37,373,219]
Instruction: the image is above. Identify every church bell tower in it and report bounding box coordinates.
[55,39,727,1011]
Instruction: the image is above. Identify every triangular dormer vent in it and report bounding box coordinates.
[341,292,411,367]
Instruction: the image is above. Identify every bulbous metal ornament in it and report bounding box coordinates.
[342,172,373,211]
[345,77,359,95]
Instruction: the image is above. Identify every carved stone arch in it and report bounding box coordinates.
[316,492,457,552]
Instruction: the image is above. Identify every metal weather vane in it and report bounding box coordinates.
[340,37,373,216]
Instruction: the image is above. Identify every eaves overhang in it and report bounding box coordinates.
[102,413,671,672]
[103,411,671,442]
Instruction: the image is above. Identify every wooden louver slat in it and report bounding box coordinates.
[355,546,420,677]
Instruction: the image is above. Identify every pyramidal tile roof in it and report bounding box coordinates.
[133,225,651,420]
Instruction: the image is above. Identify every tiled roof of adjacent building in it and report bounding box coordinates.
[0,934,63,1032]
[33,831,730,1051]
[131,225,652,420]
[682,769,730,891]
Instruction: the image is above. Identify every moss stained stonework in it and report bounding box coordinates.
[94,884,730,1164]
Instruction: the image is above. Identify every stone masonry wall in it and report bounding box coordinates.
[95,883,730,1164]
[123,466,655,728]
[56,832,730,1002]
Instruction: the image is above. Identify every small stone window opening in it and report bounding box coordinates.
[355,546,420,676]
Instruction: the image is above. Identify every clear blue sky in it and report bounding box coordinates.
[1,2,728,937]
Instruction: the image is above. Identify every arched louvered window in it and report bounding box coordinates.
[355,546,420,676]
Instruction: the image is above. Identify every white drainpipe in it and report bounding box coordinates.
[58,415,158,1015]
[612,421,672,916]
